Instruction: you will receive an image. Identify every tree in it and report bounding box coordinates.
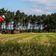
[13,10,20,31]
[30,15,37,32]
[0,8,6,33]
[24,14,28,32]
[9,11,14,33]
[36,16,41,32]
[28,15,33,32]
[20,12,26,32]
[5,10,10,33]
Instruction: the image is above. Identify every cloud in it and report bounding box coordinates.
[23,0,56,9]
[19,8,53,15]
[23,0,56,6]
[19,8,43,15]
[46,12,52,15]
[22,0,56,15]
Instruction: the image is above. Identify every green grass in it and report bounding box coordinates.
[0,33,56,56]
[0,33,56,44]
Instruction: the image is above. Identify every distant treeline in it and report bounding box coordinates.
[0,8,56,33]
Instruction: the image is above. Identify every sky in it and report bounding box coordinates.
[0,0,56,15]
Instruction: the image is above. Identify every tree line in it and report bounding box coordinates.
[0,8,56,33]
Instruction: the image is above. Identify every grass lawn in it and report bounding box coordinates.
[0,33,56,56]
[0,33,56,45]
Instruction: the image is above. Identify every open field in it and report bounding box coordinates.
[0,33,56,56]
[0,33,56,44]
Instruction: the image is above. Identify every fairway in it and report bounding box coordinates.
[0,33,56,45]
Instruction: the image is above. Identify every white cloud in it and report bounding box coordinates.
[46,12,52,15]
[45,6,56,11]
[23,0,56,6]
[22,0,56,9]
[22,0,56,15]
[19,8,43,15]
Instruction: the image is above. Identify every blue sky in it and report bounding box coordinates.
[0,0,56,15]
